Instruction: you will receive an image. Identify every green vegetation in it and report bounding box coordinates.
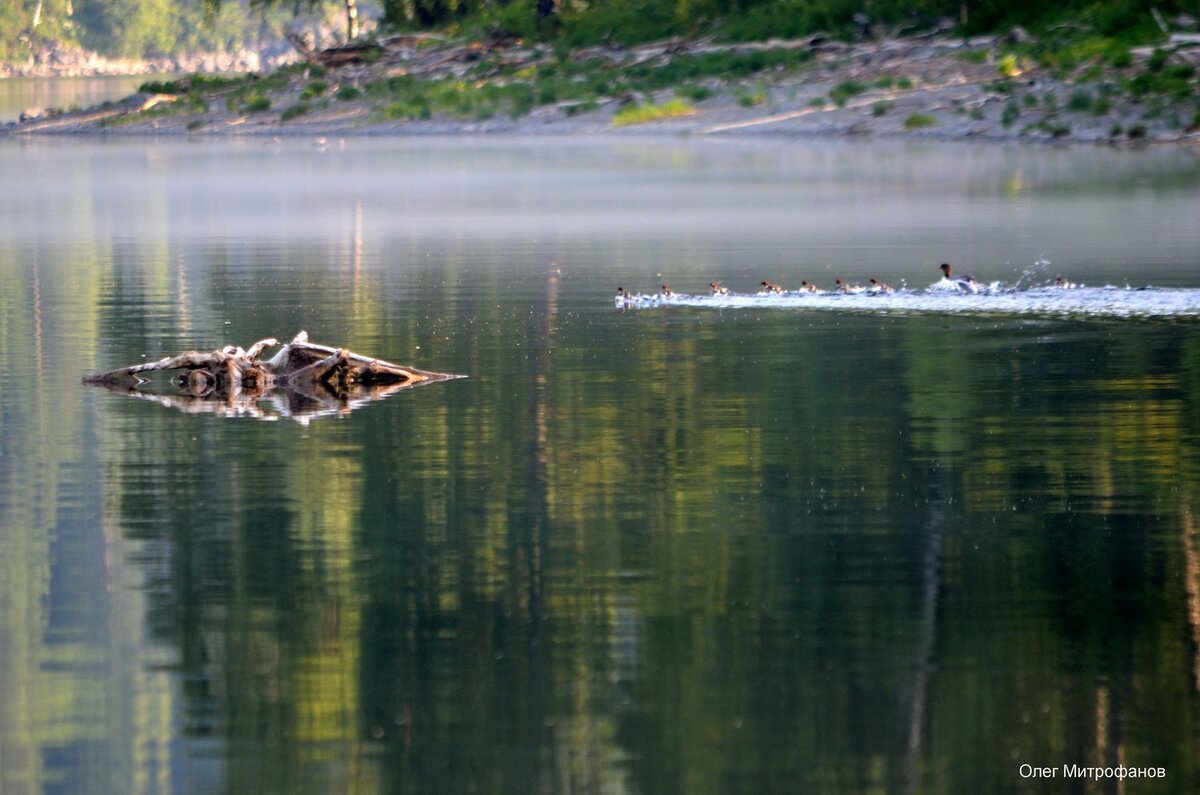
[612,98,695,126]
[301,80,329,100]
[369,74,539,120]
[376,0,1200,52]
[737,85,767,107]
[281,102,310,120]
[830,80,866,107]
[1067,89,1093,112]
[241,94,271,112]
[1001,99,1020,126]
[904,112,936,129]
[677,84,713,102]
[1037,117,1071,137]
[998,53,1020,77]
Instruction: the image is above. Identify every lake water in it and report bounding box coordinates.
[0,75,154,122]
[2,135,1200,794]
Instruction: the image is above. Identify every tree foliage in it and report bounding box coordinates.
[2,0,1197,60]
[380,0,1200,45]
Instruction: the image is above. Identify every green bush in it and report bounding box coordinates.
[830,80,866,107]
[904,113,936,129]
[1001,100,1020,126]
[1067,90,1093,112]
[242,95,271,113]
[281,103,310,121]
[300,80,329,101]
[139,80,185,94]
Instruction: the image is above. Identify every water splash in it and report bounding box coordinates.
[614,283,1200,320]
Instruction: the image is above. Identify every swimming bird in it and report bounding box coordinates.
[710,281,730,295]
[939,263,980,294]
[616,286,634,302]
[834,278,863,294]
[661,283,674,297]
[760,280,784,294]
[868,278,894,293]
[799,280,819,293]
[1054,275,1076,289]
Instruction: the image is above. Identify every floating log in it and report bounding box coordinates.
[83,331,464,422]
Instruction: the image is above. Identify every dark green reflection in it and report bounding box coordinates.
[88,280,1200,794]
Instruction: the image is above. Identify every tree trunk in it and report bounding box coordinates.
[345,0,359,41]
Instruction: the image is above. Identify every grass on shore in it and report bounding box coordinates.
[612,98,696,126]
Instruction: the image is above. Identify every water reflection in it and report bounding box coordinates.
[2,138,1200,794]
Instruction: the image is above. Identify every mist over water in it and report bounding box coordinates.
[3,136,1200,794]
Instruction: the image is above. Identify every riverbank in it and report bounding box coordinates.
[5,29,1199,146]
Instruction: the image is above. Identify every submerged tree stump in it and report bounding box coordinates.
[83,331,464,421]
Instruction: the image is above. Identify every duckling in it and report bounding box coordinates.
[661,283,674,297]
[799,280,820,293]
[868,278,894,294]
[615,286,635,303]
[760,280,784,294]
[710,281,730,296]
[834,278,863,294]
[1054,275,1076,289]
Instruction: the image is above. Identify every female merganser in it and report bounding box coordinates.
[760,280,784,294]
[868,278,894,293]
[710,281,730,295]
[939,263,980,294]
[834,278,863,294]
[1054,275,1076,289]
[661,283,674,296]
[799,280,819,293]
[616,286,634,302]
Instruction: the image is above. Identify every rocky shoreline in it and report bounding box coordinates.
[5,31,1200,148]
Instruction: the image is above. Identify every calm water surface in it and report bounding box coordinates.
[2,136,1200,794]
[0,75,154,122]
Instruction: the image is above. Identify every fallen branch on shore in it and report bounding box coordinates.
[83,331,464,422]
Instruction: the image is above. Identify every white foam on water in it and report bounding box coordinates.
[615,284,1200,320]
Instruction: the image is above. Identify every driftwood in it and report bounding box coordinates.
[83,331,464,422]
[286,31,383,67]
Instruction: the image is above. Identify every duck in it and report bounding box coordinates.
[710,281,730,295]
[939,263,980,294]
[834,278,863,294]
[799,280,819,293]
[615,286,635,303]
[1054,275,1076,289]
[760,280,785,294]
[868,278,894,293]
